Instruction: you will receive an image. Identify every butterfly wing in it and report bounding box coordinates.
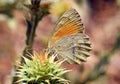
[50,33,91,64]
[48,8,91,64]
[48,8,84,46]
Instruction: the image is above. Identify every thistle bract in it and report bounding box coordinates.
[16,51,69,84]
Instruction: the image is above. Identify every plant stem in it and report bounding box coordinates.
[26,14,38,46]
[22,13,38,64]
[13,1,42,83]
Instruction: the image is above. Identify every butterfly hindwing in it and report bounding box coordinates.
[51,33,91,64]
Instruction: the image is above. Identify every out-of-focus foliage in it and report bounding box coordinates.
[0,0,23,11]
[112,32,120,52]
[0,0,15,6]
[117,0,120,8]
[49,0,71,18]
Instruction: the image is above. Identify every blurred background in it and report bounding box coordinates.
[0,0,120,84]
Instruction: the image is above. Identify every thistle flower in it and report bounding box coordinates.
[16,50,69,84]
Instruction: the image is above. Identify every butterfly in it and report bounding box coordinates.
[38,8,91,64]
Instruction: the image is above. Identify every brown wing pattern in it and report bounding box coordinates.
[51,33,91,64]
[49,9,84,46]
[48,8,91,64]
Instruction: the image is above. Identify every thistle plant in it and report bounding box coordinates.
[16,50,69,84]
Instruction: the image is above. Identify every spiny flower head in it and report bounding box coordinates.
[16,50,69,84]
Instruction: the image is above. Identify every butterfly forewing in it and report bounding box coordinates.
[49,9,84,46]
